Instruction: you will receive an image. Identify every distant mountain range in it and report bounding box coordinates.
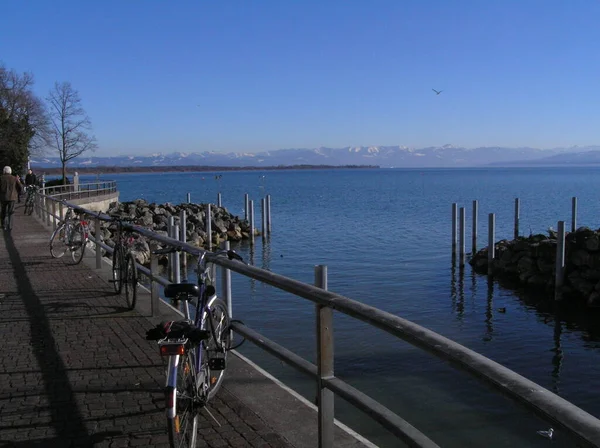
[29,145,600,169]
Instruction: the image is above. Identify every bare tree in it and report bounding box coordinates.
[0,64,50,172]
[47,81,97,184]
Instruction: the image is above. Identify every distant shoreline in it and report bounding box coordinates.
[31,164,380,175]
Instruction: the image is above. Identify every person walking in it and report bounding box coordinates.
[0,166,22,231]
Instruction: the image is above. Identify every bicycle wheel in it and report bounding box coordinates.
[24,197,33,215]
[112,246,123,294]
[69,222,86,264]
[50,224,67,258]
[124,253,138,310]
[200,298,231,400]
[167,353,199,448]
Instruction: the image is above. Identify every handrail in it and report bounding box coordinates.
[40,180,117,201]
[35,193,600,447]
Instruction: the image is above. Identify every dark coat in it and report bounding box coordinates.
[0,174,21,202]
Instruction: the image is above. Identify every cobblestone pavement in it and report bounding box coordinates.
[0,207,293,448]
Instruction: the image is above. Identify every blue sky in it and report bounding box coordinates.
[2,0,600,156]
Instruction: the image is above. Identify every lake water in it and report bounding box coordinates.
[87,167,600,447]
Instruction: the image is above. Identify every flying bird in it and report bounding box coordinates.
[536,428,554,440]
[432,89,443,95]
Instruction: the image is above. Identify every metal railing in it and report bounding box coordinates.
[33,193,600,448]
[41,180,117,201]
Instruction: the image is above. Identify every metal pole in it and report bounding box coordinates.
[151,253,159,317]
[180,210,187,277]
[217,192,222,207]
[187,192,191,203]
[488,213,495,276]
[555,221,566,301]
[472,200,478,254]
[206,203,212,251]
[315,265,333,448]
[173,225,181,283]
[514,198,520,239]
[220,241,232,318]
[249,200,255,244]
[572,197,577,232]
[261,197,266,238]
[46,198,51,227]
[167,216,174,282]
[95,216,102,269]
[451,203,457,257]
[244,193,249,221]
[52,201,57,230]
[266,194,272,233]
[459,207,466,267]
[59,202,64,223]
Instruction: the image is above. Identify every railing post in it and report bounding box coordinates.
[167,216,174,281]
[488,213,495,275]
[95,216,102,269]
[150,252,160,317]
[217,192,222,207]
[472,200,478,254]
[180,210,187,276]
[249,200,255,244]
[459,207,466,267]
[244,193,249,221]
[555,221,566,301]
[173,225,181,283]
[45,197,51,227]
[514,198,520,239]
[59,201,64,222]
[220,241,232,318]
[315,265,333,448]
[52,201,57,230]
[266,194,272,233]
[206,204,212,251]
[451,203,457,257]
[572,197,577,232]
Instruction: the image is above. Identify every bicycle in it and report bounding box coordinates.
[107,215,139,310]
[24,185,37,215]
[145,247,244,448]
[49,204,89,264]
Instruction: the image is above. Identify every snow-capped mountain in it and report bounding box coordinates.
[30,145,600,169]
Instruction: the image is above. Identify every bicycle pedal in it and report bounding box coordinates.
[208,358,226,370]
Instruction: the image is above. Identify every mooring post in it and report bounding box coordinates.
[249,199,255,244]
[244,193,249,221]
[266,194,272,233]
[571,197,577,232]
[459,207,466,267]
[150,253,159,317]
[261,198,266,238]
[95,216,102,269]
[187,192,191,203]
[514,198,520,239]
[180,210,187,277]
[173,225,181,283]
[472,200,478,254]
[555,221,566,301]
[217,192,222,207]
[488,213,495,275]
[220,241,232,319]
[315,265,333,448]
[206,203,212,251]
[451,203,457,257]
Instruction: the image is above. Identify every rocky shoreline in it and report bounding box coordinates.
[93,200,254,265]
[469,227,600,307]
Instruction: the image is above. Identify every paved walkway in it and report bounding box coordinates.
[0,205,294,447]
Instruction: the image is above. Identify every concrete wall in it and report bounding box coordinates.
[67,192,119,213]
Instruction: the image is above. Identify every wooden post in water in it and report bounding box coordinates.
[459,207,466,267]
[555,221,566,301]
[261,198,266,238]
[249,200,255,244]
[488,213,495,276]
[266,194,272,233]
[244,193,249,221]
[472,200,478,254]
[514,198,520,240]
[571,197,577,232]
[451,203,457,257]
[206,204,212,251]
[315,265,333,448]
[187,193,191,203]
